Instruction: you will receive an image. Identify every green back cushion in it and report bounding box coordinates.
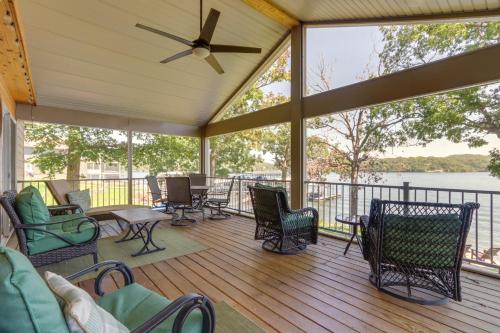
[15,186,50,241]
[382,214,462,268]
[0,247,69,333]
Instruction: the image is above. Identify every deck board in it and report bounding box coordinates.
[11,213,500,332]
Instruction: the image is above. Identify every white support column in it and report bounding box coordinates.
[290,24,305,209]
[127,129,133,205]
[200,132,210,175]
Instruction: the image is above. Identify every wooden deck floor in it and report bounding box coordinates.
[12,214,500,332]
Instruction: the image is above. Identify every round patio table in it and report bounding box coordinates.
[335,214,366,255]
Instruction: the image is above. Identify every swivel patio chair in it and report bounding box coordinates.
[167,176,203,226]
[248,184,319,254]
[189,173,208,207]
[0,188,100,267]
[205,177,235,219]
[360,199,479,305]
[145,175,175,214]
[0,246,215,333]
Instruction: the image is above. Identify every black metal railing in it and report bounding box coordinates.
[305,180,500,272]
[16,177,499,272]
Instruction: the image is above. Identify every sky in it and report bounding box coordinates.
[261,25,500,158]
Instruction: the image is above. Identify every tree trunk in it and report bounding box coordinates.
[210,155,217,177]
[281,168,288,181]
[66,128,81,186]
[349,167,359,217]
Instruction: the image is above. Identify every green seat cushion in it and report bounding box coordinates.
[98,283,203,333]
[15,186,51,241]
[27,218,97,255]
[0,247,69,333]
[382,214,462,268]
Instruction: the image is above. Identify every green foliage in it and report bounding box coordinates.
[309,21,500,184]
[369,154,490,173]
[210,49,292,177]
[25,123,127,179]
[488,149,500,178]
[132,133,199,175]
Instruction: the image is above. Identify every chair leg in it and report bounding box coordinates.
[93,252,98,264]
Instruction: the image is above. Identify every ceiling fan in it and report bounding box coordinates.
[135,0,262,74]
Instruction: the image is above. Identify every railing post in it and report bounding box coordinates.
[403,181,410,202]
[127,129,133,205]
[238,177,242,214]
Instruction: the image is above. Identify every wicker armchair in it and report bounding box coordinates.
[248,184,318,254]
[360,199,479,305]
[0,190,100,267]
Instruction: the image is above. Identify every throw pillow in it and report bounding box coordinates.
[45,271,129,333]
[67,190,91,212]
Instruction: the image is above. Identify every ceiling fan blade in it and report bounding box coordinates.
[210,44,262,54]
[205,54,224,74]
[199,9,220,43]
[136,23,194,47]
[160,49,193,63]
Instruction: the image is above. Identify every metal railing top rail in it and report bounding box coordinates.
[306,180,500,195]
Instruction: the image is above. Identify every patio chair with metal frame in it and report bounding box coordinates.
[205,177,235,220]
[167,177,204,226]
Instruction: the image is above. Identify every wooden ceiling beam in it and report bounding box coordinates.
[0,0,36,105]
[242,0,299,28]
[302,42,500,119]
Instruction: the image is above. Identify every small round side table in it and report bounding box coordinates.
[335,214,366,255]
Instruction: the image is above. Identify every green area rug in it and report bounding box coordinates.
[37,227,207,280]
[215,302,265,333]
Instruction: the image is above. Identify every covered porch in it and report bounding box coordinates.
[1,0,500,332]
[8,212,500,333]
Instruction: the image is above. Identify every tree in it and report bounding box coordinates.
[209,49,292,177]
[488,149,500,178]
[306,22,500,215]
[378,23,500,176]
[25,123,126,179]
[132,133,199,175]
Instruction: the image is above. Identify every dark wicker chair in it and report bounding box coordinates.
[0,190,100,267]
[205,177,235,220]
[360,199,479,305]
[248,184,318,254]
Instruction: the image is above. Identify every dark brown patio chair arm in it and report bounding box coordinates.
[131,294,215,333]
[47,204,83,214]
[65,260,135,296]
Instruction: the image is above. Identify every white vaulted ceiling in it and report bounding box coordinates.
[16,0,287,125]
[16,0,500,127]
[272,0,500,22]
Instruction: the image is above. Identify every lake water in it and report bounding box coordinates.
[325,172,500,192]
[311,172,500,254]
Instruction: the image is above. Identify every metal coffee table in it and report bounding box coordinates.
[112,208,169,257]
